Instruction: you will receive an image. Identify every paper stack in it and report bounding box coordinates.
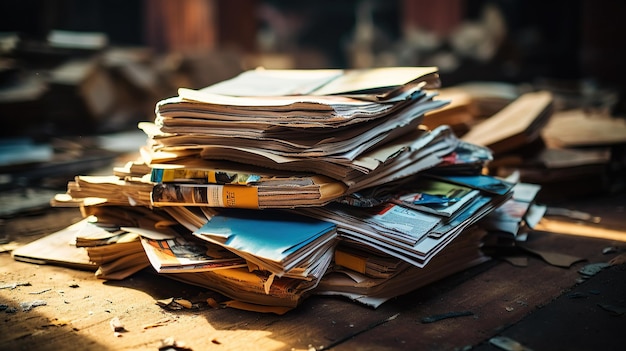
[40,66,525,311]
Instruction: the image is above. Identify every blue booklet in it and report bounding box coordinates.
[193,209,336,264]
[426,174,515,196]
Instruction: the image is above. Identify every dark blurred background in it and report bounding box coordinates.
[1,0,625,137]
[1,0,625,215]
[0,0,624,133]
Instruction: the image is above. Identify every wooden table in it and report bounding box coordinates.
[1,192,625,351]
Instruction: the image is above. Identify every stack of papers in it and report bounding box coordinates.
[53,174,154,207]
[317,226,490,307]
[141,67,451,189]
[131,227,247,273]
[300,174,514,268]
[35,66,537,311]
[168,267,320,309]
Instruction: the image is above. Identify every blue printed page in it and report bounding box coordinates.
[194,209,336,262]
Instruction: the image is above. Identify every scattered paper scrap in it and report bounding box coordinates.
[175,298,193,309]
[0,282,31,290]
[597,303,626,316]
[578,262,610,278]
[608,253,626,266]
[29,288,52,295]
[489,336,533,351]
[156,297,194,310]
[20,299,47,312]
[518,245,586,268]
[206,297,221,309]
[110,316,127,337]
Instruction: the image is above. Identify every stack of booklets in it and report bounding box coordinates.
[316,225,490,307]
[28,66,528,311]
[294,172,514,307]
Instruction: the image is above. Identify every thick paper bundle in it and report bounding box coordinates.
[42,66,537,312]
[141,67,450,185]
[317,226,490,307]
[300,174,514,268]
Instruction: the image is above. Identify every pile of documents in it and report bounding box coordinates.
[21,66,539,312]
